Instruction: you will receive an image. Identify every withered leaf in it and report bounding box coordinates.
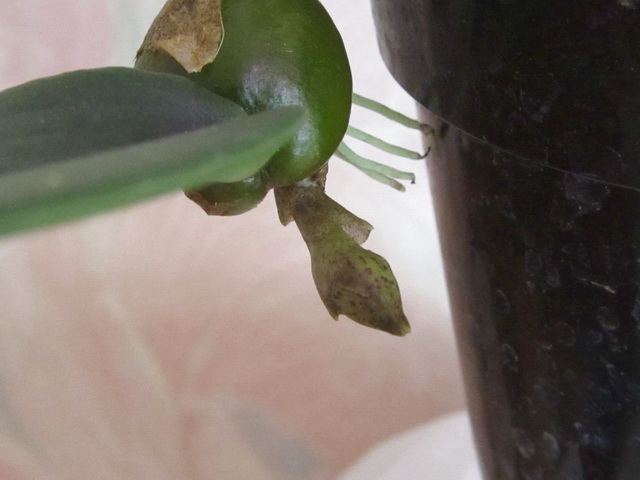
[274,181,410,336]
[137,0,224,73]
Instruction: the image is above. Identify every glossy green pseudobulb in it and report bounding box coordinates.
[190,0,352,185]
[136,0,352,213]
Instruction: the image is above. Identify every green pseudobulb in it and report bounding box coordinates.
[136,0,352,214]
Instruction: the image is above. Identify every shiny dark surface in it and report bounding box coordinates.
[371,0,640,191]
[371,0,640,478]
[423,106,640,479]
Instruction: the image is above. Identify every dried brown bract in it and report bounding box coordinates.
[137,0,224,73]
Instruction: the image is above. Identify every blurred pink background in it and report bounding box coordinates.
[0,0,479,478]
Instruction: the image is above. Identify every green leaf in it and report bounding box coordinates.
[0,67,245,174]
[0,68,304,237]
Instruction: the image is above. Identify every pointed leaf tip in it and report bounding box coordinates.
[318,243,411,336]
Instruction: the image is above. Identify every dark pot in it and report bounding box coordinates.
[370,1,640,479]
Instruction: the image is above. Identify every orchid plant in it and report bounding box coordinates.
[0,0,432,336]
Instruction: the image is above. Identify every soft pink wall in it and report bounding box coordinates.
[0,0,113,88]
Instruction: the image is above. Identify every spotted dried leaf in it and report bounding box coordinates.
[274,182,410,336]
[137,0,224,73]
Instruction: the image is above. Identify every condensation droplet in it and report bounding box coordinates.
[501,343,519,372]
[596,306,620,331]
[542,432,560,461]
[523,469,544,480]
[546,269,561,288]
[494,289,511,316]
[628,383,640,401]
[586,329,604,347]
[553,322,576,347]
[512,428,536,459]
[563,175,609,214]
[580,432,610,450]
[631,294,640,328]
[525,249,544,275]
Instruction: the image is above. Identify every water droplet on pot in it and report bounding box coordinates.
[512,428,536,459]
[546,268,561,288]
[563,175,609,214]
[494,289,511,316]
[525,249,544,275]
[596,306,620,331]
[586,329,604,347]
[542,432,560,461]
[501,343,519,372]
[553,322,576,347]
